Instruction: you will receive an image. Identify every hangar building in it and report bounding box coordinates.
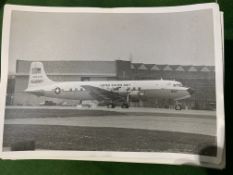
[7,59,216,110]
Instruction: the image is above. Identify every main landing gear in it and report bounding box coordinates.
[107,103,115,108]
[106,103,129,108]
[121,95,130,108]
[175,104,182,110]
[107,95,130,109]
[121,103,129,108]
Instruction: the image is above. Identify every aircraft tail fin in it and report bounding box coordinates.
[27,62,53,89]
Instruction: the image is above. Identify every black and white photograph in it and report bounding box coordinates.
[0,4,224,168]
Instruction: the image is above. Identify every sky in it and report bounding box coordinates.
[8,9,215,73]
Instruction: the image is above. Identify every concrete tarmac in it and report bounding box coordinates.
[6,105,216,116]
[5,107,216,136]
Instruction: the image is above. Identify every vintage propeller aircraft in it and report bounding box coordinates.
[25,62,194,109]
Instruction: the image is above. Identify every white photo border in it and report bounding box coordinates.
[0,3,225,169]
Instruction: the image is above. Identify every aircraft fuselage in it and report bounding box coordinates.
[25,80,193,101]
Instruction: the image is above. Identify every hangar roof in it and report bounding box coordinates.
[132,63,215,72]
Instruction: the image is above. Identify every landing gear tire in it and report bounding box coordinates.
[121,103,129,108]
[107,103,115,108]
[175,104,182,110]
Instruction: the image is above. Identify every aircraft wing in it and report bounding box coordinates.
[81,85,125,102]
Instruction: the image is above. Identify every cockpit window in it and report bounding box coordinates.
[32,67,41,74]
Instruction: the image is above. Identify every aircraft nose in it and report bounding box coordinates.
[187,88,194,95]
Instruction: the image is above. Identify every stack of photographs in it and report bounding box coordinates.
[0,3,225,169]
